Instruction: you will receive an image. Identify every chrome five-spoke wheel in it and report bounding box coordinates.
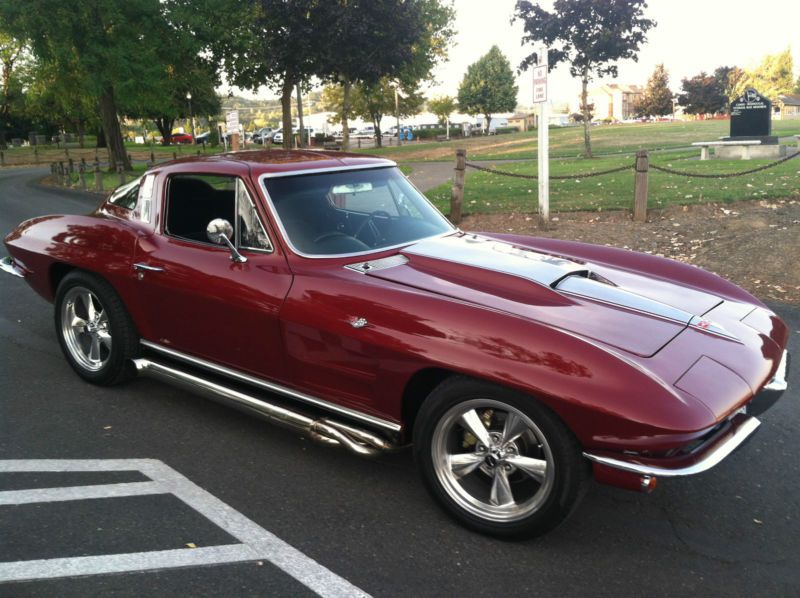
[415,377,587,538]
[60,286,112,371]
[432,399,555,522]
[54,271,138,385]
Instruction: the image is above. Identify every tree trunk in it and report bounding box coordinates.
[373,115,382,148]
[296,83,305,148]
[280,80,294,150]
[581,71,592,158]
[99,86,131,170]
[96,126,106,149]
[341,80,352,151]
[155,117,174,145]
[484,113,492,135]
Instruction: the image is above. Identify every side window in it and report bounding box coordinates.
[236,179,272,252]
[165,174,271,252]
[108,178,141,210]
[165,174,236,243]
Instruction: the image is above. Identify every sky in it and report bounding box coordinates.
[227,0,800,110]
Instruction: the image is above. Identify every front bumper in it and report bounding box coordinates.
[1,255,26,278]
[748,349,789,416]
[585,350,789,479]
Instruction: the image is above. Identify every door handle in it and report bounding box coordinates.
[133,263,165,272]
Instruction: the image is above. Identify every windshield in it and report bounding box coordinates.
[262,166,454,256]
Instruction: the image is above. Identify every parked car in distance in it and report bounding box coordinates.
[195,132,211,144]
[1,150,789,539]
[252,127,275,144]
[273,127,315,144]
[169,133,194,144]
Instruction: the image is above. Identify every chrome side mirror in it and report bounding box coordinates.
[206,218,247,263]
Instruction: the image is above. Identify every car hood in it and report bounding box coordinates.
[358,233,728,357]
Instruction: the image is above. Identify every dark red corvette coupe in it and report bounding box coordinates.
[2,150,789,537]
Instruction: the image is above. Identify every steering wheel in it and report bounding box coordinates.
[353,210,392,246]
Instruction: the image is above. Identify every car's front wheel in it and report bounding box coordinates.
[414,377,588,538]
[55,271,139,386]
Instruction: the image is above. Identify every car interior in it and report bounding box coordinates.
[166,176,236,243]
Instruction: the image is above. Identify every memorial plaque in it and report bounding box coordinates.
[729,88,771,138]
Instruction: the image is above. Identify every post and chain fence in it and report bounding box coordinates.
[450,147,800,224]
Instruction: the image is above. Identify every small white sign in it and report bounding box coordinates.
[225,110,240,134]
[533,65,548,104]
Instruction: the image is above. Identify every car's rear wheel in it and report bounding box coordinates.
[55,271,138,386]
[414,377,588,538]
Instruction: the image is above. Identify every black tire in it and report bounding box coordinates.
[413,376,588,539]
[54,270,139,386]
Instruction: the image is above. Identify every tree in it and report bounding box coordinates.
[428,95,457,125]
[677,72,727,116]
[0,32,30,148]
[352,78,424,147]
[320,84,357,129]
[0,0,184,170]
[713,66,741,106]
[127,34,221,145]
[795,74,800,94]
[731,48,794,101]
[633,64,673,118]
[457,46,517,133]
[514,0,655,157]
[320,0,454,149]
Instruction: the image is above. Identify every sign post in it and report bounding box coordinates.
[226,110,240,151]
[533,55,549,223]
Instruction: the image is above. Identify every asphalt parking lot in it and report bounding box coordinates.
[1,166,798,597]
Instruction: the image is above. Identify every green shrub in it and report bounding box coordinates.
[494,126,517,135]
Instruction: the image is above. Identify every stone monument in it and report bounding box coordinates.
[718,88,784,159]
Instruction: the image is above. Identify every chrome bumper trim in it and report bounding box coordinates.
[1,256,25,278]
[140,340,402,434]
[583,415,761,477]
[764,350,788,392]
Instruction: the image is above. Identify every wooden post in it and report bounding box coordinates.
[95,161,103,193]
[68,157,74,173]
[34,146,39,164]
[0,151,4,166]
[450,149,467,225]
[172,151,177,160]
[633,150,649,223]
[117,164,125,186]
[58,161,65,185]
[150,150,155,164]
[79,159,87,191]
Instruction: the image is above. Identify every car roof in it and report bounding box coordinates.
[161,149,396,177]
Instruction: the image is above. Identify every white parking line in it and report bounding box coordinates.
[0,459,370,597]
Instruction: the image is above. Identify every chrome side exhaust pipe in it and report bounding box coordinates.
[132,358,395,457]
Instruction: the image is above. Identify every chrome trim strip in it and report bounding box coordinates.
[257,167,455,260]
[1,256,25,278]
[133,263,165,272]
[583,415,761,477]
[139,340,402,433]
[764,350,789,392]
[260,162,397,179]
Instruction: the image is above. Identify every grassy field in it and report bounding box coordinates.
[425,150,800,216]
[355,120,800,162]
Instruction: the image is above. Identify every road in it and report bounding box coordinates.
[1,166,798,597]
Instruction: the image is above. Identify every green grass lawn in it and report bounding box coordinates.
[425,150,800,216]
[354,120,800,163]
